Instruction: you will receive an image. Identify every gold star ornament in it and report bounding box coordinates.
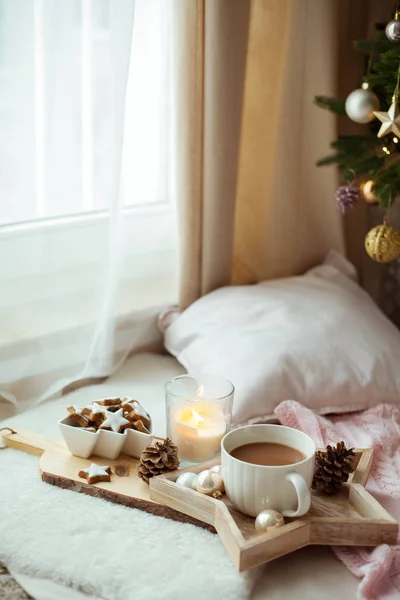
[373,99,400,138]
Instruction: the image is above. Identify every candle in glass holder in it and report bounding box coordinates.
[170,403,226,462]
[165,375,234,463]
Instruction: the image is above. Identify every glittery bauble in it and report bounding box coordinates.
[255,510,285,533]
[345,88,380,124]
[365,222,400,263]
[386,19,400,42]
[195,469,225,496]
[176,472,198,489]
[335,184,361,214]
[361,180,379,204]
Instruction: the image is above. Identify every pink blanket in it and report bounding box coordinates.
[274,401,400,600]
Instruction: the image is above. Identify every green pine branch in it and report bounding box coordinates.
[365,47,400,102]
[374,163,400,206]
[353,37,393,55]
[314,96,346,115]
[315,26,400,208]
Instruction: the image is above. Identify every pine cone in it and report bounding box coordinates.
[335,184,360,214]
[138,438,179,484]
[312,441,356,495]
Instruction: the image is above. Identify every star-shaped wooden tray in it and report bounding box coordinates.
[149,448,398,572]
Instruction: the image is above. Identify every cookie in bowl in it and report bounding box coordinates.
[59,397,153,460]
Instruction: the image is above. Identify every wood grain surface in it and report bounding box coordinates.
[149,448,398,572]
[0,428,215,532]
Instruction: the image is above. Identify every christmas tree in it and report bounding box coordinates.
[316,15,400,210]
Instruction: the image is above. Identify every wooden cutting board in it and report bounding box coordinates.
[149,448,399,572]
[0,428,215,532]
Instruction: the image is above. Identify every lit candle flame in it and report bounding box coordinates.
[196,385,204,398]
[191,408,204,425]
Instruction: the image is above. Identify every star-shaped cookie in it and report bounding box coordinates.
[78,463,112,484]
[373,100,400,138]
[81,402,105,417]
[99,407,130,433]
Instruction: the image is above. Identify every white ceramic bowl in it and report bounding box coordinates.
[59,416,154,460]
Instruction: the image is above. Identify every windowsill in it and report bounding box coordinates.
[0,272,176,352]
[0,204,178,390]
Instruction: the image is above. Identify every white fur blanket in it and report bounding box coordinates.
[0,362,257,600]
[0,450,256,600]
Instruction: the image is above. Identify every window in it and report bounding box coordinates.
[0,0,177,354]
[0,0,172,225]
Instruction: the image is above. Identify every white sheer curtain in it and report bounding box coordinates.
[0,0,178,419]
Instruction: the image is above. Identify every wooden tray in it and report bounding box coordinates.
[149,449,399,572]
[0,428,214,532]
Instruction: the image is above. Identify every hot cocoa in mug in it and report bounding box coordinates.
[221,425,316,517]
[230,441,306,466]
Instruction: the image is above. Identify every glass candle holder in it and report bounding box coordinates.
[165,374,234,464]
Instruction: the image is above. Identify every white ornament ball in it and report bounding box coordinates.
[209,465,222,477]
[195,469,225,496]
[255,510,285,533]
[386,19,400,42]
[176,472,198,489]
[345,88,380,124]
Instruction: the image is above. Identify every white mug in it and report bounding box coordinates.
[221,424,315,517]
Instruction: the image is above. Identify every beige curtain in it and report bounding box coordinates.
[174,0,345,309]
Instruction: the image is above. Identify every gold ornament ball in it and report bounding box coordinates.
[255,510,285,533]
[361,180,378,205]
[195,469,225,496]
[365,222,400,263]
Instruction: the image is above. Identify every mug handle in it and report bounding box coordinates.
[282,472,311,517]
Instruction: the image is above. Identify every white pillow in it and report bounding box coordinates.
[164,259,400,424]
